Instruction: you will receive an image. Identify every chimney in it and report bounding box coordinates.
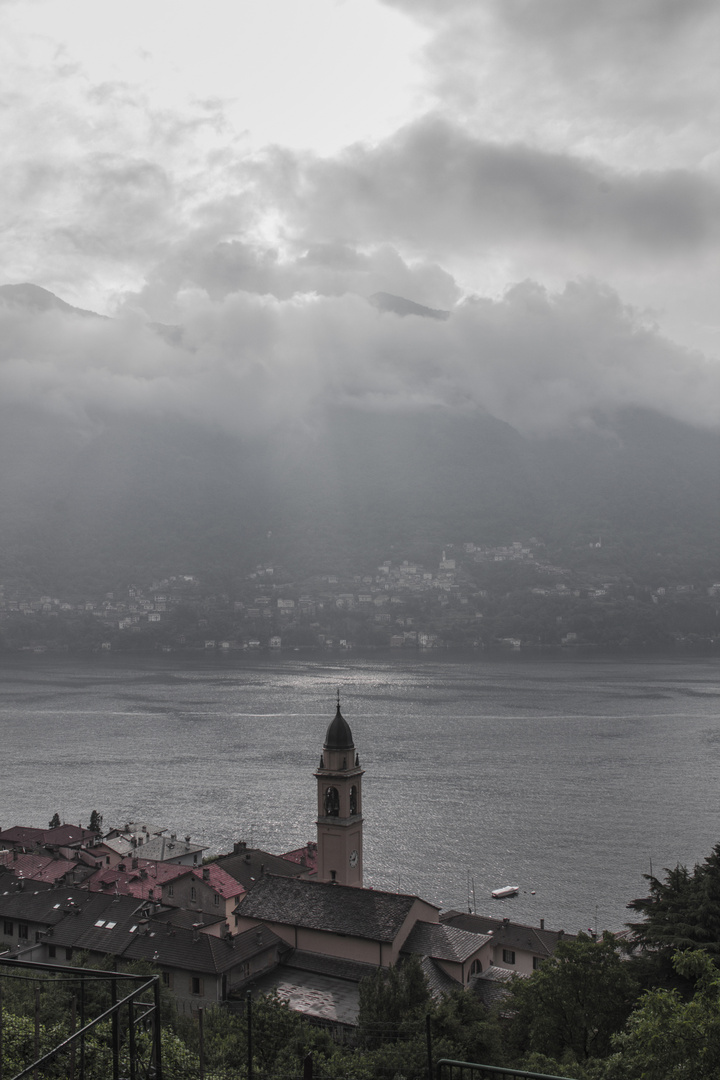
[202,867,210,881]
[540,919,545,930]
[557,929,564,939]
[132,857,138,870]
[234,841,247,854]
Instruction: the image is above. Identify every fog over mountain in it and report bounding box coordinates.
[1,1,718,592]
[0,284,718,593]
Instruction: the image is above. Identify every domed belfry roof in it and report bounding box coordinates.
[324,700,354,751]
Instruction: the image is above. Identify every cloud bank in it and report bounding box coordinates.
[2,278,718,441]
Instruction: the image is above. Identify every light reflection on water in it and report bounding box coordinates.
[0,652,718,934]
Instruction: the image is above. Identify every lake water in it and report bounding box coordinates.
[0,651,718,936]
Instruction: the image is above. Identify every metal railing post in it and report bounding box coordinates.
[246,991,253,1080]
[153,975,163,1080]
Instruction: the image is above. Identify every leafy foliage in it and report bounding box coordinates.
[501,933,639,1065]
[606,950,720,1080]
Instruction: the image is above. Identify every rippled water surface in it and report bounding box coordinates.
[1,651,718,934]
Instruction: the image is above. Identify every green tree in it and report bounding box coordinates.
[502,933,639,1066]
[358,955,431,1050]
[49,812,61,828]
[606,950,720,1080]
[89,809,103,833]
[627,843,720,983]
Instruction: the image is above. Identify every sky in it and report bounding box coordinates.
[1,0,719,438]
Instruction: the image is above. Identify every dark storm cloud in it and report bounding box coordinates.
[260,117,720,258]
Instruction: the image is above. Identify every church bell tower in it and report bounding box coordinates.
[315,697,364,887]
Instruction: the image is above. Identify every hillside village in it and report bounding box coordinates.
[0,706,575,1028]
[1,536,719,654]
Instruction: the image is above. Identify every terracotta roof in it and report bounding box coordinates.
[280,844,318,875]
[239,875,423,943]
[85,860,188,899]
[192,865,245,900]
[43,825,96,847]
[0,852,77,885]
[441,911,576,956]
[402,920,491,963]
[0,826,45,847]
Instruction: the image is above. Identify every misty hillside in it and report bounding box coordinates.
[1,394,718,595]
[0,286,718,595]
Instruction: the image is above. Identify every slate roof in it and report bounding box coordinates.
[239,875,425,943]
[250,966,361,1027]
[284,950,378,983]
[418,955,463,999]
[133,836,204,862]
[218,848,307,890]
[402,920,491,963]
[469,965,526,1009]
[441,911,576,957]
[160,909,226,932]
[48,893,153,955]
[0,887,93,924]
[124,919,284,975]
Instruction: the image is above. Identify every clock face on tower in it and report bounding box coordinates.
[349,848,359,868]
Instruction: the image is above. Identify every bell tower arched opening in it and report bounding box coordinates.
[315,698,364,886]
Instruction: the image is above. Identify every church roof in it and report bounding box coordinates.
[239,874,421,943]
[324,705,354,750]
[402,920,491,963]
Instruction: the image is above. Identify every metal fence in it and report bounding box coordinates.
[0,956,162,1080]
[437,1061,576,1080]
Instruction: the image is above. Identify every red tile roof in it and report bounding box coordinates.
[281,843,318,875]
[0,852,76,884]
[86,860,189,900]
[191,865,245,900]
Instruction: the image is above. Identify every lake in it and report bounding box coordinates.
[0,650,718,935]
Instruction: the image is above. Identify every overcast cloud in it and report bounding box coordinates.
[1,0,718,439]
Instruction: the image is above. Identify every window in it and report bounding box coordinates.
[48,945,56,958]
[3,920,13,936]
[190,886,196,902]
[502,949,515,965]
[18,923,28,940]
[161,971,172,987]
[167,884,174,897]
[213,893,219,906]
[470,959,482,976]
[191,976,203,996]
[65,948,73,961]
[533,956,543,970]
